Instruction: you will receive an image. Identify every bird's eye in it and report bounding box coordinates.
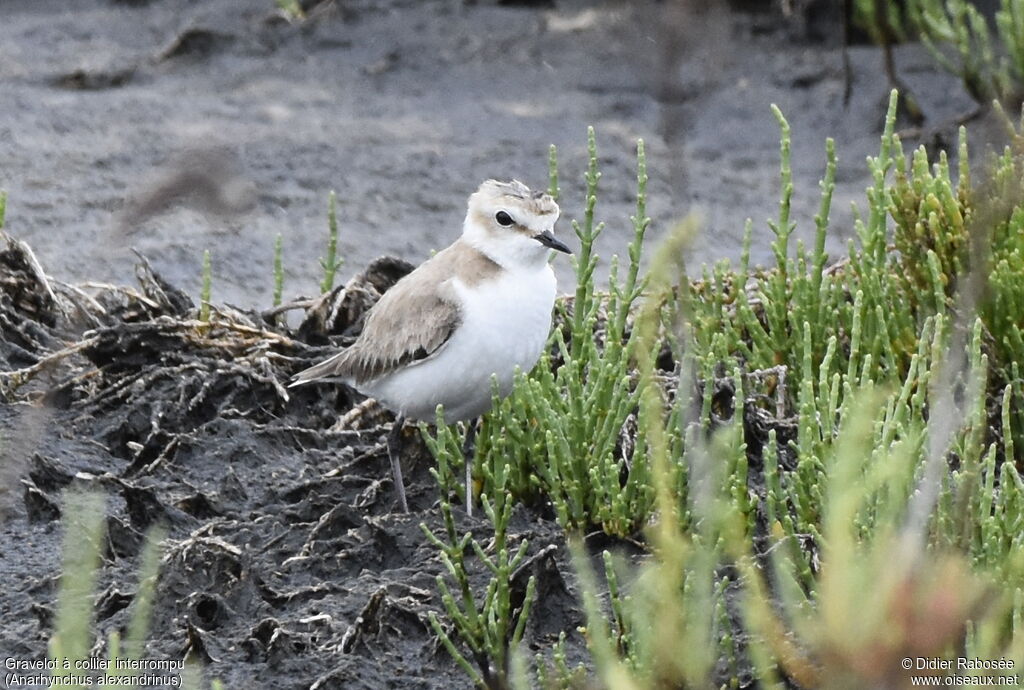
[495,211,514,226]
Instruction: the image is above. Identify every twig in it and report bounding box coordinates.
[896,105,985,141]
[14,236,66,318]
[0,336,99,397]
[509,543,558,584]
[54,280,107,315]
[79,281,162,310]
[339,587,386,653]
[260,296,319,320]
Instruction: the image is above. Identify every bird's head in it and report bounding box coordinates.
[462,179,569,267]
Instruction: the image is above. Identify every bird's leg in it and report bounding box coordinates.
[388,414,410,513]
[463,418,479,516]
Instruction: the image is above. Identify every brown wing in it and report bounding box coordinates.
[290,254,463,387]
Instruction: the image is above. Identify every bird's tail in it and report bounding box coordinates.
[289,351,351,388]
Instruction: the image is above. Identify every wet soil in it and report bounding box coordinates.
[0,0,998,311]
[0,236,593,689]
[0,209,798,689]
[0,1,1012,689]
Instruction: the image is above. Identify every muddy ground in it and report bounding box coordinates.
[0,1,1013,689]
[0,0,1000,309]
[0,232,596,689]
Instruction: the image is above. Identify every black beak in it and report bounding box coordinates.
[533,231,572,254]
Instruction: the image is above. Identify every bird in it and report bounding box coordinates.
[291,179,571,512]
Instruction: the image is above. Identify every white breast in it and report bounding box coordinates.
[359,264,557,422]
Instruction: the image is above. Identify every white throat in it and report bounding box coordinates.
[461,217,551,271]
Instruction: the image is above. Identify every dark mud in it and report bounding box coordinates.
[0,0,1000,312]
[0,234,592,689]
[0,1,1010,688]
[0,217,808,688]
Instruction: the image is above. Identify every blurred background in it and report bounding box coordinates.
[0,0,999,307]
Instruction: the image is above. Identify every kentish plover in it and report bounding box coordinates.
[292,180,570,511]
